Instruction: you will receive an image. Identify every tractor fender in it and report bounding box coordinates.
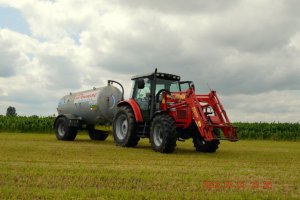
[53,114,82,128]
[151,110,167,121]
[117,99,143,122]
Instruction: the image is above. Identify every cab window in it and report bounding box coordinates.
[155,78,180,94]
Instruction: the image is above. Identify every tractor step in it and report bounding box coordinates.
[136,123,150,137]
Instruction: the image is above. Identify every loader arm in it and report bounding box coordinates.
[185,88,215,141]
[196,90,238,141]
[181,88,238,142]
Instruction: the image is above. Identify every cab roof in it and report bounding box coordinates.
[131,71,181,81]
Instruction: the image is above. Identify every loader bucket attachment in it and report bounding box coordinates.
[186,88,238,142]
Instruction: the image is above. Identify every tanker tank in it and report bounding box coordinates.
[54,80,124,141]
[57,84,122,125]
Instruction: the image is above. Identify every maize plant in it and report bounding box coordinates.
[0,116,53,133]
[233,122,300,141]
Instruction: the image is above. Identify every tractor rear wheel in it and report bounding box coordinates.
[55,117,77,141]
[150,114,177,153]
[193,129,220,153]
[88,126,109,141]
[113,106,140,147]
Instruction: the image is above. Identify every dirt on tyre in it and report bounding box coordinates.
[193,128,220,153]
[55,117,77,141]
[150,114,177,153]
[112,106,140,147]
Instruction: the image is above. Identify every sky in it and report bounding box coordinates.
[0,0,299,122]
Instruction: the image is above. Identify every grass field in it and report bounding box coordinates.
[0,133,299,199]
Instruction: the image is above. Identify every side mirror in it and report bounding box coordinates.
[137,79,145,89]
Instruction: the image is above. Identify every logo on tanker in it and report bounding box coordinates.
[74,91,99,104]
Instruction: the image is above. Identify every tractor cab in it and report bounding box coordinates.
[130,69,181,121]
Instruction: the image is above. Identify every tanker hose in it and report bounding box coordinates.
[108,80,124,100]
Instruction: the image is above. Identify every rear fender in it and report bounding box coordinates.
[117,99,143,122]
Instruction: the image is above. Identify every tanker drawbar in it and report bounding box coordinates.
[54,80,124,141]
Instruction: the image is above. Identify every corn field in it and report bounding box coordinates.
[233,122,300,141]
[0,116,299,140]
[0,116,53,133]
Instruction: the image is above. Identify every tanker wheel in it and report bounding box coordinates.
[113,106,140,147]
[55,117,77,141]
[193,129,220,153]
[88,126,109,141]
[150,114,177,153]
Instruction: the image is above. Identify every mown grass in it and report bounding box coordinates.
[0,133,299,199]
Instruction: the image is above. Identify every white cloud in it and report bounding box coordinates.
[0,0,299,122]
[222,90,300,122]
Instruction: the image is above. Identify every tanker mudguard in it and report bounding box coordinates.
[117,99,143,122]
[53,114,82,128]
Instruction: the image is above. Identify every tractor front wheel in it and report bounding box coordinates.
[193,129,220,153]
[112,106,140,147]
[150,114,177,153]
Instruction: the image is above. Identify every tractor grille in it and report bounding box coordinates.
[177,110,187,119]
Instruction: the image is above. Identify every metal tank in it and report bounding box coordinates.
[57,80,123,125]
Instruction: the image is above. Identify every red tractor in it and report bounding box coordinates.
[112,69,238,153]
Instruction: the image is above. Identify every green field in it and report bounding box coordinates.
[0,133,299,199]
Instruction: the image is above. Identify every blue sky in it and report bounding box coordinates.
[0,6,31,35]
[0,0,300,122]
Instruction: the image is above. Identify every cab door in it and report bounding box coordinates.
[132,78,152,121]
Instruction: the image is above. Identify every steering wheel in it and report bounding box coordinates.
[156,89,171,102]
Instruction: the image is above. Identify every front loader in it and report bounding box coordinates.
[112,69,238,153]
